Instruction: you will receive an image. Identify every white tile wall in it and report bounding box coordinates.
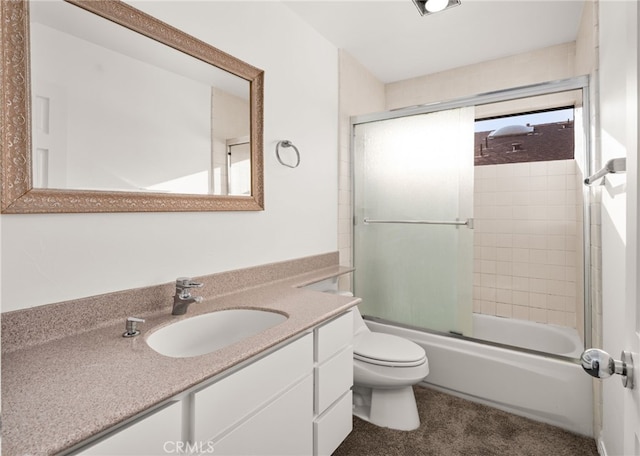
[473,159,584,329]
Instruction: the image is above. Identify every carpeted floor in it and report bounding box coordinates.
[333,386,599,456]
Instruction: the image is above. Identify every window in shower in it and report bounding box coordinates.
[475,107,575,166]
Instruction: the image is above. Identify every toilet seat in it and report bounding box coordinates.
[354,332,426,367]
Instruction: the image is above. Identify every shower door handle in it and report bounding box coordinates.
[580,348,634,389]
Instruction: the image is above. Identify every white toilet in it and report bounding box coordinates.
[352,307,429,431]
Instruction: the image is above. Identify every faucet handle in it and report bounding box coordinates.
[176,277,203,288]
[123,317,145,338]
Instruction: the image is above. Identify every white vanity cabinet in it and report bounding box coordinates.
[75,401,182,455]
[74,310,353,456]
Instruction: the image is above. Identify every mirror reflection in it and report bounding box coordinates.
[29,1,250,196]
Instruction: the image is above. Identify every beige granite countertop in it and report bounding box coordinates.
[2,255,359,456]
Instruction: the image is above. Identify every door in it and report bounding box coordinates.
[623,1,640,451]
[598,1,640,454]
[352,107,475,336]
[227,140,251,195]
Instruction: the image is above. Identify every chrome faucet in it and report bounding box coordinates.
[172,277,204,315]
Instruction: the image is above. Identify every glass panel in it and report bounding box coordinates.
[352,84,589,358]
[353,108,474,335]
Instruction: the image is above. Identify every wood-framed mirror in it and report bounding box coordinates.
[1,0,264,213]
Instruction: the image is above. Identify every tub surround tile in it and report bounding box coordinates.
[1,252,359,456]
[473,160,583,328]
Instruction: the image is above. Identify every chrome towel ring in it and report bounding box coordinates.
[276,140,300,168]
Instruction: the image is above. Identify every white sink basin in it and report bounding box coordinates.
[147,309,287,358]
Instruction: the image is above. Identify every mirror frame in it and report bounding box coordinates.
[1,0,264,213]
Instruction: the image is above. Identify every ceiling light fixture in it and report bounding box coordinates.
[412,0,461,16]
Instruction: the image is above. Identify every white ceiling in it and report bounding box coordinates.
[284,0,585,83]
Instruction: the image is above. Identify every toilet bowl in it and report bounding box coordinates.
[352,307,429,431]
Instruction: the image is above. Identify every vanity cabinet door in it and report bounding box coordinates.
[314,390,353,456]
[193,333,313,443]
[315,345,353,413]
[206,375,314,455]
[316,310,353,364]
[75,401,182,455]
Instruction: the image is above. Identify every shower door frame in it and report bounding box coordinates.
[350,75,593,355]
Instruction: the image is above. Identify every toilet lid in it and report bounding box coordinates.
[354,332,426,367]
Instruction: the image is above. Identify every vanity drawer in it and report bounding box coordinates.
[209,375,314,456]
[315,345,353,413]
[315,311,353,364]
[194,333,313,442]
[314,391,353,456]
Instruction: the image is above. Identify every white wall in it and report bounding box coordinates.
[1,1,339,312]
[385,42,577,111]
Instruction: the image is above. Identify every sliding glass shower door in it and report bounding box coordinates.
[353,108,475,335]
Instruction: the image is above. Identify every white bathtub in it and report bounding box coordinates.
[366,317,594,437]
[471,313,584,358]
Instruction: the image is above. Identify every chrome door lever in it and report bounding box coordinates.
[581,348,634,389]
